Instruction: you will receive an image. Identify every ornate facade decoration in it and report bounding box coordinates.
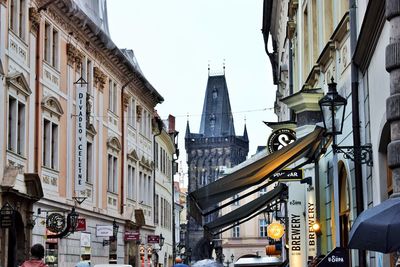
[66,43,84,68]
[136,105,143,121]
[93,66,107,92]
[123,92,130,111]
[29,7,40,34]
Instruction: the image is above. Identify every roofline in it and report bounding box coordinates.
[54,0,164,104]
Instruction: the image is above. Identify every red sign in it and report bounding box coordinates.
[147,234,160,244]
[76,218,86,231]
[124,231,140,241]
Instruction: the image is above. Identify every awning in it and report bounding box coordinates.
[348,197,400,253]
[204,183,287,234]
[188,126,325,219]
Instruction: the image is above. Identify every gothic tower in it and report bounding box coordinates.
[185,70,249,261]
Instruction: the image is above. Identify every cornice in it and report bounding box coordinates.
[280,89,324,113]
[29,7,40,34]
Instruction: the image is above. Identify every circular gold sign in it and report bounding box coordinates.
[267,222,285,240]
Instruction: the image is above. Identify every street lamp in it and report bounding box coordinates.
[319,78,372,248]
[319,78,346,248]
[159,233,165,249]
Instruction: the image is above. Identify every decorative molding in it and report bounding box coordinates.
[316,41,335,70]
[136,105,143,121]
[123,92,130,111]
[107,136,121,152]
[280,88,324,113]
[0,0,7,6]
[41,96,64,117]
[86,124,97,137]
[6,72,32,96]
[288,0,299,19]
[287,20,296,40]
[331,12,350,44]
[304,65,321,88]
[29,7,40,34]
[127,149,139,161]
[66,43,78,66]
[93,66,106,92]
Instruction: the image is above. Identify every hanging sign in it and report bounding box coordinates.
[267,128,296,153]
[76,218,86,231]
[147,235,160,244]
[124,231,140,241]
[267,222,285,239]
[272,169,303,181]
[75,83,87,191]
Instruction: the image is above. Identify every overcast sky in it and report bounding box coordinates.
[107,0,276,177]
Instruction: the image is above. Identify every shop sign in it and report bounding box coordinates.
[272,169,303,181]
[288,184,307,267]
[316,247,349,266]
[0,202,14,228]
[147,234,160,244]
[96,225,113,237]
[267,128,296,153]
[80,232,91,247]
[124,231,140,241]
[76,218,86,231]
[46,213,66,233]
[267,222,285,239]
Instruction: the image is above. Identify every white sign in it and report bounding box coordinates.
[80,232,91,247]
[288,183,307,267]
[75,84,87,191]
[96,225,113,237]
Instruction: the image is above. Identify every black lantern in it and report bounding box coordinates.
[231,254,234,262]
[69,207,79,233]
[318,78,347,136]
[112,219,119,238]
[159,233,165,248]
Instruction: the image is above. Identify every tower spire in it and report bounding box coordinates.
[185,117,191,139]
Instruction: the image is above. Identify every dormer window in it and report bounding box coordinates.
[212,87,218,99]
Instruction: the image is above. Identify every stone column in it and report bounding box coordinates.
[385,0,400,197]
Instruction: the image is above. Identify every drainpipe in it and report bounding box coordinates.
[349,1,366,266]
[120,77,134,215]
[34,10,41,173]
[289,40,295,121]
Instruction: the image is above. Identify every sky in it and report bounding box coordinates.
[107,0,277,179]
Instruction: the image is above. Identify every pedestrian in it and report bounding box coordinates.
[20,244,48,267]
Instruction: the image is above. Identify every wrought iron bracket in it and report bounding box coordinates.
[332,144,373,166]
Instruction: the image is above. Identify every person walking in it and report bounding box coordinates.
[20,244,48,267]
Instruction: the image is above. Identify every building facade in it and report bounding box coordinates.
[264,0,399,266]
[154,114,179,267]
[185,71,249,262]
[0,0,168,266]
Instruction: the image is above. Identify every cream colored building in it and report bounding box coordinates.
[0,0,165,266]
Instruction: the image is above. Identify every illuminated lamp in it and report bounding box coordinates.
[175,257,183,263]
[267,221,285,240]
[311,222,322,234]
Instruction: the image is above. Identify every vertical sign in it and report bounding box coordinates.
[306,181,317,260]
[75,84,86,191]
[288,183,307,267]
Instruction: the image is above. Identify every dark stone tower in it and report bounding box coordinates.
[185,71,249,261]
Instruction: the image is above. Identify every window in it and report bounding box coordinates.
[107,154,118,193]
[128,97,136,127]
[86,142,93,183]
[108,80,118,113]
[147,175,151,205]
[9,0,27,39]
[155,194,159,224]
[139,171,143,203]
[43,119,58,169]
[44,22,59,68]
[232,224,240,238]
[8,95,26,155]
[127,164,136,199]
[155,142,159,169]
[259,219,267,237]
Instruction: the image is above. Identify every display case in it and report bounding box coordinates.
[45,242,58,267]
